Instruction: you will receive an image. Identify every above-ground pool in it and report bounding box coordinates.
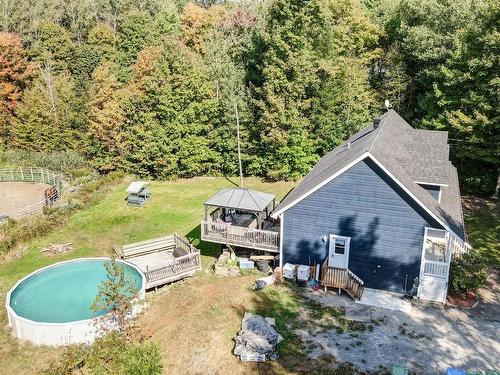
[6,258,146,346]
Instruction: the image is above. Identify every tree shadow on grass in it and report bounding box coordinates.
[185,224,219,260]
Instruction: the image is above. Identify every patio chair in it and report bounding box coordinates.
[392,365,409,375]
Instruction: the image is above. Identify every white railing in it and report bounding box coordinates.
[347,269,364,285]
[0,166,61,187]
[450,235,472,259]
[201,220,279,252]
[423,260,449,278]
[0,166,62,220]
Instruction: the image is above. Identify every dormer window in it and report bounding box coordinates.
[417,183,442,202]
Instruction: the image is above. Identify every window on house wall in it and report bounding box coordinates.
[334,239,346,254]
[417,183,442,202]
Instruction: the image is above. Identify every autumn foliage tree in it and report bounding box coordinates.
[0,32,33,143]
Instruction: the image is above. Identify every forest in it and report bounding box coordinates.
[0,0,498,194]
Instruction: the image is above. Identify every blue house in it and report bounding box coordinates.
[271,109,470,303]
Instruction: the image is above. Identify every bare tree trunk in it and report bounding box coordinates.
[494,168,500,200]
[234,101,244,188]
[38,64,58,122]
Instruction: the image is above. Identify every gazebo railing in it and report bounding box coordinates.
[201,220,279,252]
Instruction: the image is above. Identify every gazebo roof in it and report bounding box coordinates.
[204,188,275,212]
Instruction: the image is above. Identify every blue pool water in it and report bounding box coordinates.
[9,259,143,323]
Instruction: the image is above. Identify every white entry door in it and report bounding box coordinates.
[328,235,350,268]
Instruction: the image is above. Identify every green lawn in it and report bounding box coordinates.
[0,176,295,374]
[0,177,294,289]
[0,179,497,374]
[462,196,499,266]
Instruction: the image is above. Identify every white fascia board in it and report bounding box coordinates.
[368,153,462,240]
[271,152,371,218]
[279,212,284,269]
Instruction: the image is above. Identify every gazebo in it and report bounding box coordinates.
[203,188,276,230]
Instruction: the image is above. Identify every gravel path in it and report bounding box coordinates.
[297,274,499,374]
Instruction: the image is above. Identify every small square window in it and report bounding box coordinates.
[334,240,345,254]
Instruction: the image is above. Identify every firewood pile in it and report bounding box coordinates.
[40,243,73,256]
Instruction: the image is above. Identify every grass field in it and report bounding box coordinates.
[0,178,497,374]
[0,177,296,374]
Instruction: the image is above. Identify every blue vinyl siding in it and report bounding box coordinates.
[282,158,443,293]
[418,183,441,201]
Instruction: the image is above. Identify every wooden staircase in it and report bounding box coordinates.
[320,259,364,300]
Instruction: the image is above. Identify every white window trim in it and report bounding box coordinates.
[279,213,284,269]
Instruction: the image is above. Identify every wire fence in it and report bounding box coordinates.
[0,166,63,220]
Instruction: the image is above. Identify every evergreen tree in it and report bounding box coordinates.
[422,0,499,194]
[12,73,79,151]
[247,0,380,180]
[30,22,75,73]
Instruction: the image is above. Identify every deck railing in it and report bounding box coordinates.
[320,259,364,300]
[201,220,279,252]
[144,251,200,285]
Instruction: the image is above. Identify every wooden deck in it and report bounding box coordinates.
[115,234,201,289]
[201,220,279,252]
[320,259,364,300]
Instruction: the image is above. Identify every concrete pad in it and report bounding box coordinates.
[356,288,412,313]
[344,304,372,322]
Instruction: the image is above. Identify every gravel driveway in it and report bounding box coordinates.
[296,272,499,374]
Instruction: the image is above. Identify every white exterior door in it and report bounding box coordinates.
[328,235,350,268]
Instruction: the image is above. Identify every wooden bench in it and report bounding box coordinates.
[114,236,177,259]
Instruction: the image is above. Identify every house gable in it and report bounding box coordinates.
[282,158,443,292]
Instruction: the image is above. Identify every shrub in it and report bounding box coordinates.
[450,251,489,294]
[121,341,163,375]
[42,332,163,375]
[91,257,138,333]
[0,149,91,176]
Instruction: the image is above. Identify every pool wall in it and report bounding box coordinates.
[5,257,146,346]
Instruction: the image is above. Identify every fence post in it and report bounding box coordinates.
[19,166,23,180]
[30,167,34,181]
[10,167,13,181]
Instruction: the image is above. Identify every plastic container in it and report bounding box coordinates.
[297,265,310,281]
[282,263,296,279]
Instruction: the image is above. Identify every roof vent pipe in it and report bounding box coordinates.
[373,118,381,129]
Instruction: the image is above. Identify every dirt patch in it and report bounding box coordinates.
[447,292,478,308]
[139,275,352,374]
[0,182,51,218]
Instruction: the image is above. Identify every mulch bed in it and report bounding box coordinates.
[447,291,478,308]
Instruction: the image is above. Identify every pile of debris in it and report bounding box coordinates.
[234,312,283,362]
[214,250,240,277]
[40,243,73,256]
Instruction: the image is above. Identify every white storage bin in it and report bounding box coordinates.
[297,265,310,281]
[282,263,296,280]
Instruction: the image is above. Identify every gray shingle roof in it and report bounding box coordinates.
[273,109,465,239]
[205,188,275,212]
